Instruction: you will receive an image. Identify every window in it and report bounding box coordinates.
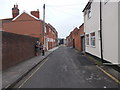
[88,6,91,19]
[86,34,89,45]
[90,32,95,47]
[45,27,47,33]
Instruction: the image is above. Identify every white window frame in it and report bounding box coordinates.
[98,30,100,40]
[88,6,91,19]
[90,32,96,47]
[86,34,89,46]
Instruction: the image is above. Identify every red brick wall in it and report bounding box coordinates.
[66,32,74,47]
[78,24,84,51]
[66,24,84,51]
[3,13,44,44]
[73,25,84,51]
[31,10,39,19]
[2,31,39,70]
[46,24,58,50]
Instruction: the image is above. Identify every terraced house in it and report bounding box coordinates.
[1,4,58,50]
[83,0,120,64]
[66,24,85,52]
[46,23,58,50]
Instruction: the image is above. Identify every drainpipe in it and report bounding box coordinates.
[100,0,103,62]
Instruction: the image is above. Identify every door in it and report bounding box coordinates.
[81,36,85,52]
[73,39,75,48]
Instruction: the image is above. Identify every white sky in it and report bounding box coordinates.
[0,0,89,38]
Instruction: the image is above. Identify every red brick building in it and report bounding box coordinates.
[66,23,85,52]
[46,23,58,50]
[1,4,58,50]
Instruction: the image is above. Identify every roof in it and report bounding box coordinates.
[73,27,79,34]
[12,11,43,21]
[82,0,93,12]
[1,18,13,23]
[79,23,84,28]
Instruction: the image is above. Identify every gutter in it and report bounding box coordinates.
[100,0,104,63]
[82,0,93,12]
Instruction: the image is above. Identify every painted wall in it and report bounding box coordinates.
[118,1,120,64]
[84,1,101,58]
[84,0,119,64]
[102,1,119,64]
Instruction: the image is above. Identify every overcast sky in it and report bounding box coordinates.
[0,0,89,38]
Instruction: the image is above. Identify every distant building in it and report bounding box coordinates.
[58,38,65,45]
[0,4,58,50]
[46,23,58,50]
[66,24,85,52]
[83,0,120,64]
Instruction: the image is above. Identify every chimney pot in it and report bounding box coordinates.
[12,4,19,18]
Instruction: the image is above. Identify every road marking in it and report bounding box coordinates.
[96,65,120,85]
[5,84,11,89]
[18,58,49,88]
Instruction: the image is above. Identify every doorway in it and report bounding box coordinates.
[81,36,85,52]
[73,39,75,48]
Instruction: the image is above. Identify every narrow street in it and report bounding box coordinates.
[15,46,118,88]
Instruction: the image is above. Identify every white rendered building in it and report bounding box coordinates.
[83,0,120,64]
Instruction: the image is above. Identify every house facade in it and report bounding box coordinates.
[66,24,85,52]
[83,0,120,64]
[46,23,58,50]
[3,12,44,43]
[118,2,120,63]
[66,32,74,47]
[1,4,58,50]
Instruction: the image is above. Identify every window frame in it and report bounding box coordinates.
[86,34,89,46]
[87,5,92,19]
[98,30,101,40]
[90,32,96,47]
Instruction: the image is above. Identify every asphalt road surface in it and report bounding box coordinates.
[16,46,119,88]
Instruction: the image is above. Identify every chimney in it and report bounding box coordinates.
[12,4,19,18]
[30,9,40,19]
